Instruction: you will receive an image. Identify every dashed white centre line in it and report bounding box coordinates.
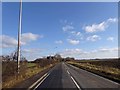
[67,70,70,75]
[66,65,81,90]
[71,76,81,90]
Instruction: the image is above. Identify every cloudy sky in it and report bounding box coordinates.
[1,2,118,60]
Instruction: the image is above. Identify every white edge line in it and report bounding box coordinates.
[69,64,120,85]
[69,64,79,69]
[28,73,48,89]
[34,73,50,89]
[71,76,81,90]
[81,68,120,85]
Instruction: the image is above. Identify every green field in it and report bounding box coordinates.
[27,63,37,68]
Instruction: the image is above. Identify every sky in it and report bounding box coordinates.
[1,2,118,60]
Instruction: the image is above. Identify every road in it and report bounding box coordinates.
[32,62,120,89]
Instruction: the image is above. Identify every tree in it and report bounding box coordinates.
[55,54,61,58]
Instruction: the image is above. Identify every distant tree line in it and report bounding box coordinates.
[33,54,75,67]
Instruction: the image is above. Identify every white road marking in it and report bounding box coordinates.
[79,68,120,85]
[69,63,120,86]
[67,70,70,75]
[28,73,48,89]
[69,64,79,69]
[66,64,81,90]
[34,73,50,89]
[70,76,81,90]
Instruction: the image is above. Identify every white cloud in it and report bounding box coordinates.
[107,18,118,23]
[98,47,118,52]
[59,48,86,57]
[1,33,42,48]
[22,48,42,53]
[59,47,118,59]
[87,35,101,42]
[84,22,106,33]
[70,31,81,36]
[62,25,74,32]
[76,32,81,36]
[21,33,42,44]
[22,48,44,61]
[62,21,83,42]
[67,39,80,45]
[0,35,18,48]
[55,40,63,44]
[107,37,114,41]
[84,18,117,33]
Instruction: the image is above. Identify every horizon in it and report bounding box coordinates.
[1,2,118,61]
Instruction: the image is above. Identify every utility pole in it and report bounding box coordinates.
[17,0,22,74]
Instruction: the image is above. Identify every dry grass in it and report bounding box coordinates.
[2,64,53,88]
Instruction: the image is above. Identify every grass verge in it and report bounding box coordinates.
[2,63,54,88]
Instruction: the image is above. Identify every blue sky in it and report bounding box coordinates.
[1,2,118,60]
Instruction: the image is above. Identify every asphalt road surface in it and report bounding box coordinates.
[34,62,120,89]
